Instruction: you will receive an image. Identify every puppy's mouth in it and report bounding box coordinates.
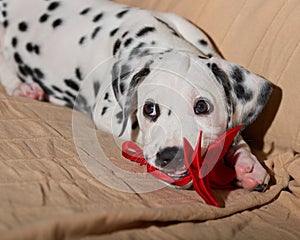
[152,147,190,180]
[163,169,190,180]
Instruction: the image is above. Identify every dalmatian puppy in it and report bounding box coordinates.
[0,0,272,191]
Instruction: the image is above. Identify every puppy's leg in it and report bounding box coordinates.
[0,27,45,101]
[226,138,270,191]
[0,26,23,95]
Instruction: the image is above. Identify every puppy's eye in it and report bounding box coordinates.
[143,101,160,121]
[194,99,212,115]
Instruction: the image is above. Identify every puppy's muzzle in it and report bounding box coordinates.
[154,146,190,179]
[155,147,183,168]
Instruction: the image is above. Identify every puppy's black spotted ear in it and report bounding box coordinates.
[119,63,152,136]
[208,57,272,129]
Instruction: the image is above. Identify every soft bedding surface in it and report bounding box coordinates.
[1,0,300,239]
[0,91,299,240]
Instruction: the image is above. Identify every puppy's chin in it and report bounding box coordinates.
[145,155,189,180]
[161,169,193,189]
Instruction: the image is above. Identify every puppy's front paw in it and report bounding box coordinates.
[12,82,45,101]
[226,148,270,191]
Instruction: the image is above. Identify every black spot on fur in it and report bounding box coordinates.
[52,18,63,28]
[210,63,234,127]
[101,107,108,116]
[91,26,101,39]
[198,39,208,46]
[34,45,40,55]
[18,22,28,32]
[42,86,54,96]
[24,65,33,76]
[258,82,272,106]
[33,78,54,95]
[131,120,139,130]
[93,13,103,22]
[124,38,133,47]
[93,81,100,97]
[39,13,49,23]
[111,62,131,102]
[122,31,129,38]
[65,91,76,100]
[33,68,44,79]
[198,55,208,59]
[3,20,9,28]
[116,112,123,124]
[26,43,40,55]
[79,36,86,45]
[110,28,119,37]
[75,68,83,81]
[231,66,245,83]
[48,1,60,11]
[120,83,125,94]
[211,64,232,104]
[136,27,156,37]
[233,83,253,102]
[62,96,73,107]
[18,65,28,76]
[111,64,119,101]
[116,9,129,18]
[18,75,26,83]
[211,63,228,86]
[26,43,33,52]
[104,92,109,100]
[64,79,80,91]
[14,52,23,64]
[113,39,121,56]
[168,110,172,116]
[129,65,151,89]
[80,7,91,15]
[52,85,63,93]
[11,37,18,48]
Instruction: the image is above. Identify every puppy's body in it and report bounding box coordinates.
[0,0,272,190]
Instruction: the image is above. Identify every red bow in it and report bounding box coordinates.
[122,126,242,207]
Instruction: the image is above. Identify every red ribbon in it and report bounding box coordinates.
[122,125,242,207]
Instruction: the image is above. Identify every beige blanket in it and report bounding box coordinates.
[0,90,299,240]
[1,0,300,239]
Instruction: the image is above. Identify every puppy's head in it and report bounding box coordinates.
[119,52,272,179]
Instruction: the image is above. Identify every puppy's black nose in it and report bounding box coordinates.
[156,147,180,168]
